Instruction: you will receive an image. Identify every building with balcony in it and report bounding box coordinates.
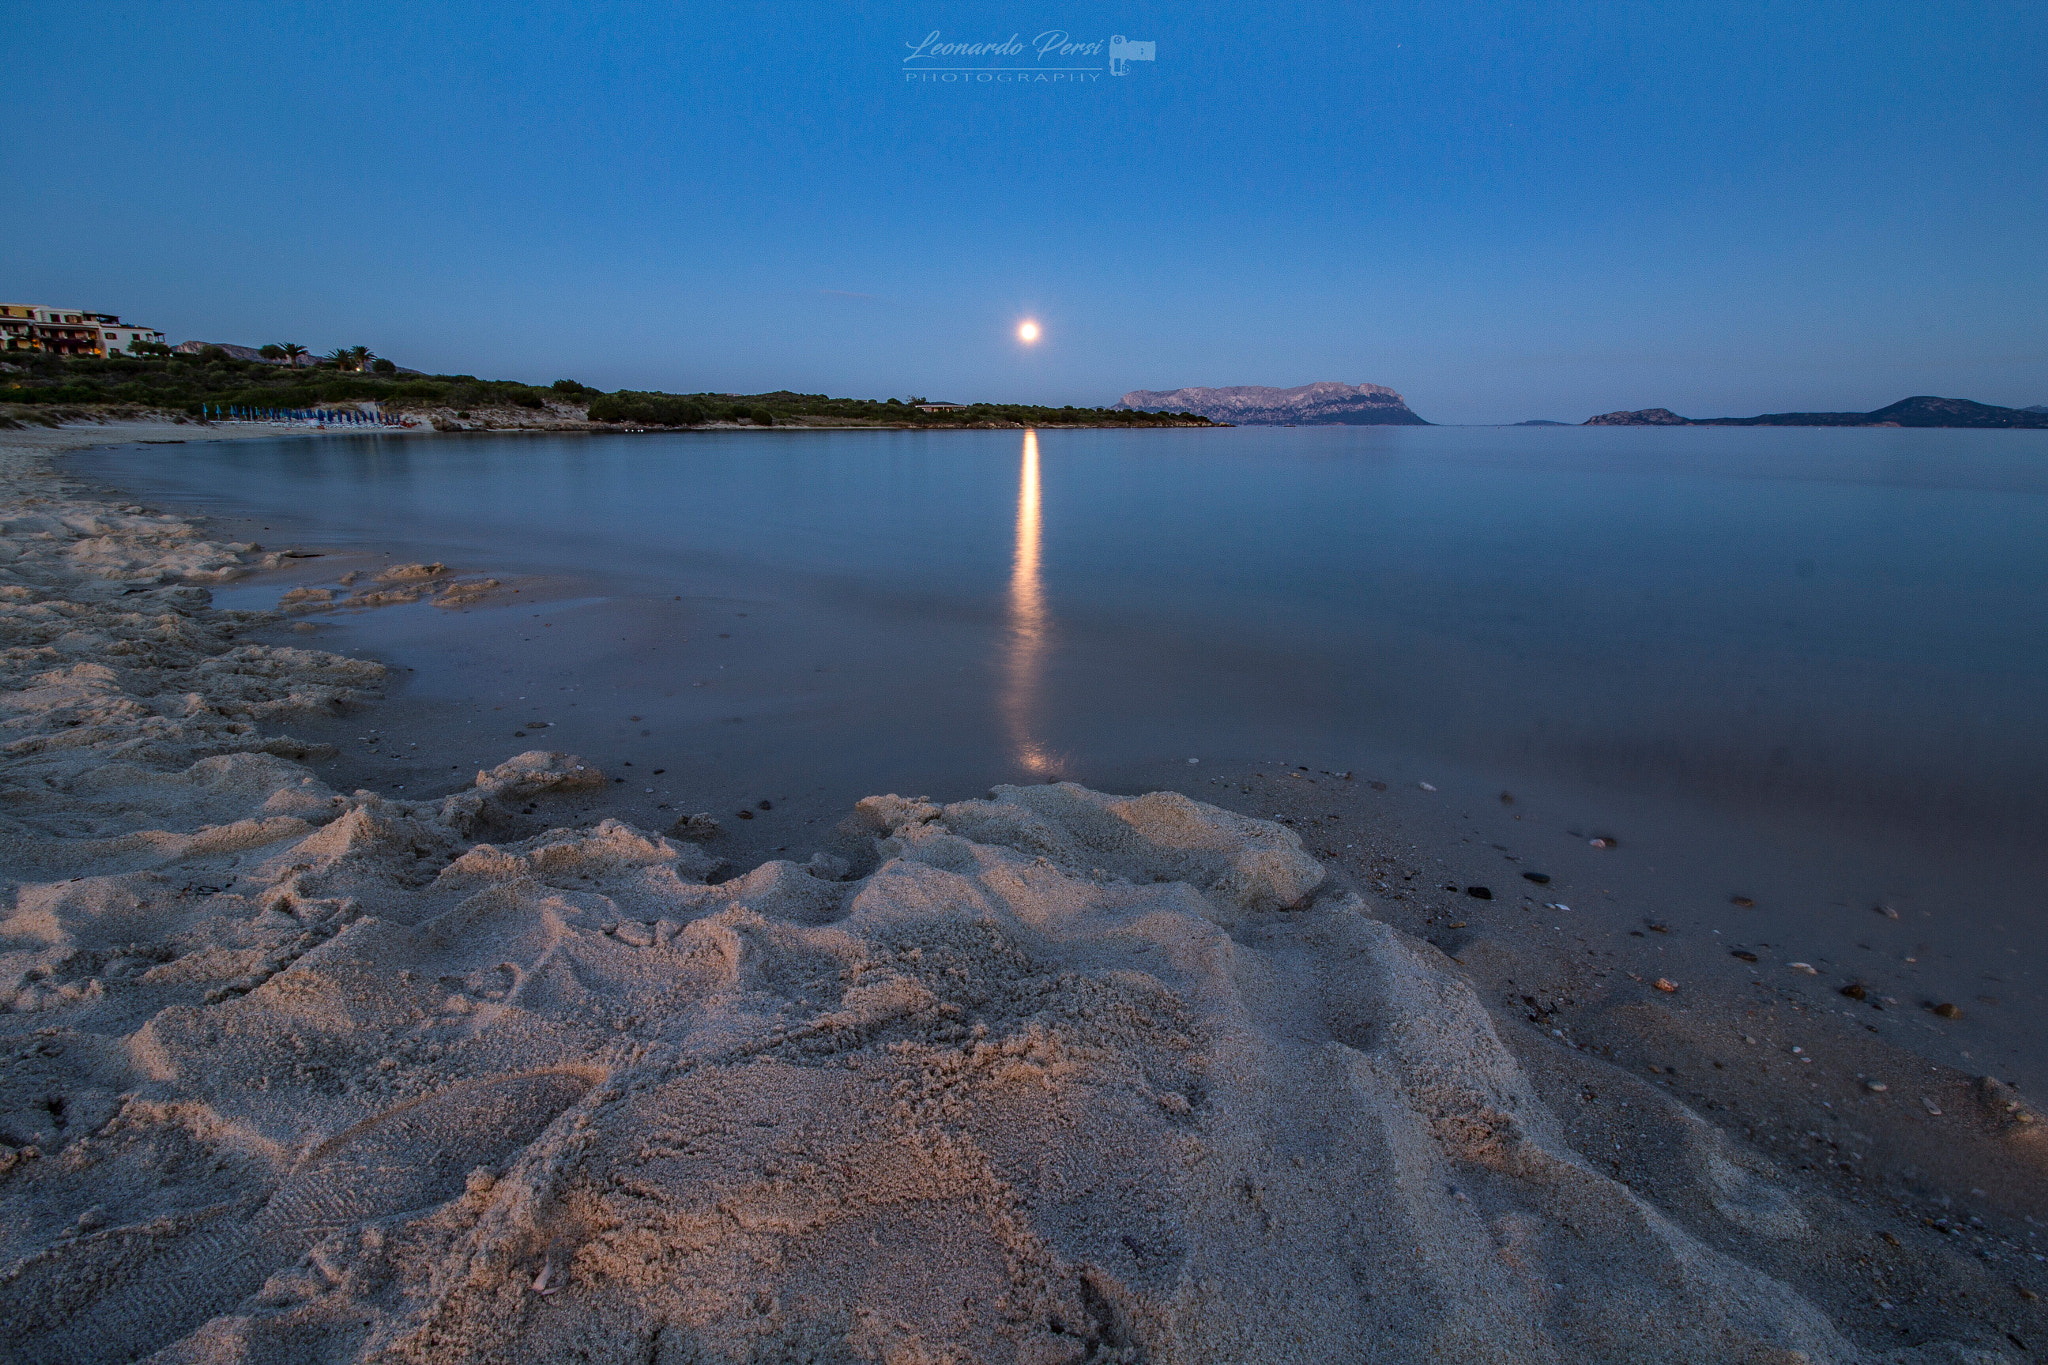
[0,304,165,355]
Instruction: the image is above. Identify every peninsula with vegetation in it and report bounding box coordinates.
[0,345,1215,431]
[1584,395,2048,428]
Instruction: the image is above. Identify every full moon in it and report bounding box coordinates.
[1017,321,1041,343]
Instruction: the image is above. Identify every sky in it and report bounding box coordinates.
[7,1,2045,422]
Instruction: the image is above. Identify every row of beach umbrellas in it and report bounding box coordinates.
[202,405,403,426]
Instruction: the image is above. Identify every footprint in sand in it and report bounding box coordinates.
[0,1069,595,1365]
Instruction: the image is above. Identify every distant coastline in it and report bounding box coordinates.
[1583,395,2048,429]
[0,348,1214,433]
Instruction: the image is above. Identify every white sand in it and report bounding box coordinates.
[0,423,2002,1362]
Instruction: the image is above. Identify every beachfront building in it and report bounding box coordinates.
[0,304,165,356]
[89,313,165,354]
[0,306,33,353]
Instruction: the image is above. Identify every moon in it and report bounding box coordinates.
[1017,321,1041,344]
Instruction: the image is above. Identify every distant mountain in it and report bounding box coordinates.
[1117,381,1428,425]
[1512,419,1570,426]
[2024,405,2048,415]
[1583,396,2048,429]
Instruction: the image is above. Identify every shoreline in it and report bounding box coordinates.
[1,418,2041,1362]
[2,403,1224,436]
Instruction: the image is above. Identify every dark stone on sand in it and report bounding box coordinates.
[1730,896,1755,908]
[1369,781,1387,791]
[1731,950,1759,962]
[668,812,721,840]
[1840,983,1868,1000]
[758,800,773,810]
[1932,1001,1962,1019]
[1521,871,1550,884]
[1466,886,1493,900]
[736,809,754,820]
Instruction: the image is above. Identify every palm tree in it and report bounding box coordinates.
[280,343,308,367]
[348,345,375,372]
[325,347,354,370]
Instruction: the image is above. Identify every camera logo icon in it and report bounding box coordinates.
[1108,36,1154,75]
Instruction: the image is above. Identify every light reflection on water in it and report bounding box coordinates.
[1003,430,1057,775]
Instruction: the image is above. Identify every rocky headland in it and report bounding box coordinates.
[1117,381,1429,426]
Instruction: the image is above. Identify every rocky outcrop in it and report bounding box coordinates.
[1584,408,1691,426]
[1118,381,1429,425]
[171,341,283,364]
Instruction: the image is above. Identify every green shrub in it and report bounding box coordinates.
[751,407,773,426]
[587,392,708,426]
[371,358,397,374]
[511,391,546,409]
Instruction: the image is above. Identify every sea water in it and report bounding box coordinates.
[74,424,2048,1075]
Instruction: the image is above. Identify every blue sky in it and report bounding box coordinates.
[8,1,2044,421]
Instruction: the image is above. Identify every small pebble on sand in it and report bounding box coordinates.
[1654,978,1679,993]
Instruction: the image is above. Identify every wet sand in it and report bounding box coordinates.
[2,419,2043,1362]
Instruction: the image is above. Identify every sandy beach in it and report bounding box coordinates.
[0,419,2042,1363]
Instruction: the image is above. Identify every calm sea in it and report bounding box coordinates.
[73,424,2048,1062]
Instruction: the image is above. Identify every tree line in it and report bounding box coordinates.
[0,352,1214,429]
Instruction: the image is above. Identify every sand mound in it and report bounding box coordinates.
[0,431,1994,1363]
[0,766,1871,1363]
